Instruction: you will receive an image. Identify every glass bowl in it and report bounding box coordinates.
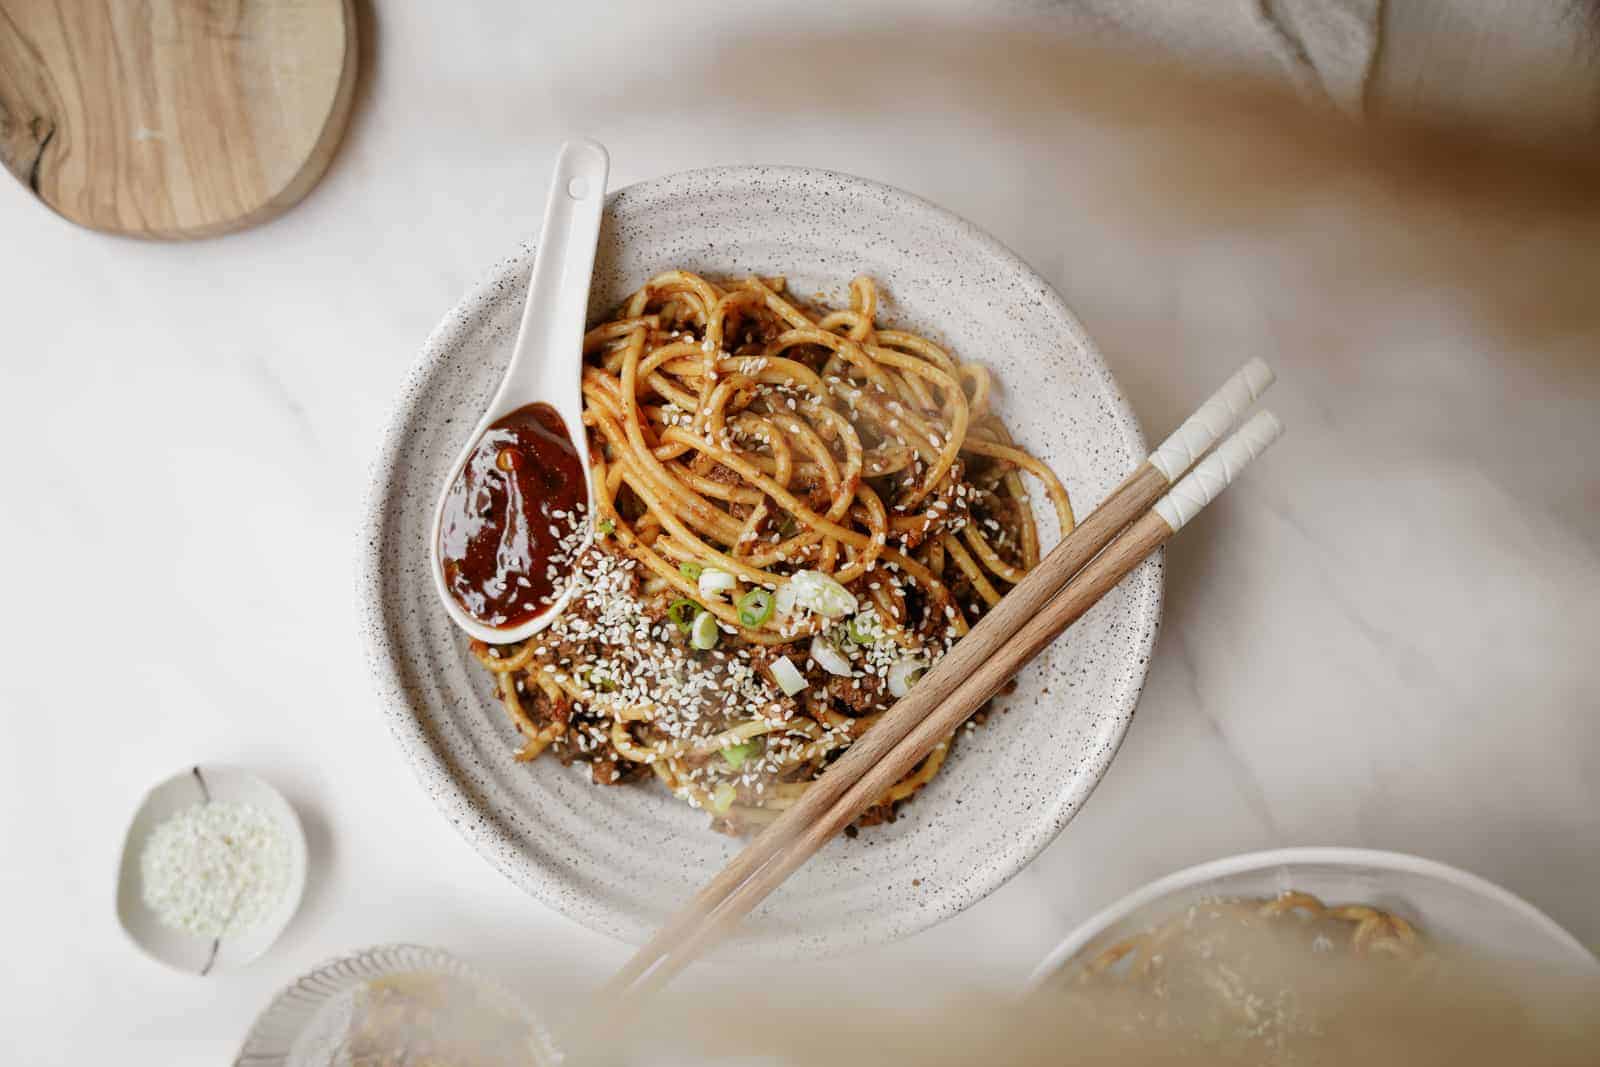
[1030,847,1597,985]
[235,944,557,1066]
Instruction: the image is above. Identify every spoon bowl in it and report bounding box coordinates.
[429,140,609,645]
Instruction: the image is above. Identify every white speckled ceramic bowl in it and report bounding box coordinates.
[359,166,1162,956]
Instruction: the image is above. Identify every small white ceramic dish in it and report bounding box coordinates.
[1029,847,1599,986]
[115,764,308,975]
[235,944,556,1067]
[360,165,1163,956]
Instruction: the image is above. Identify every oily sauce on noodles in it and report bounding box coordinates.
[439,402,585,629]
[463,271,1079,832]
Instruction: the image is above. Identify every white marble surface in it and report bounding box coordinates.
[5,3,1597,1063]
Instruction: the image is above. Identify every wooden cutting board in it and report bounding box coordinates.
[0,0,357,239]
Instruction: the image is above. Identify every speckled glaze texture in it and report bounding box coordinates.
[358,167,1163,957]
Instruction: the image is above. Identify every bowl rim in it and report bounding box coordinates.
[358,163,1163,955]
[1026,846,1599,987]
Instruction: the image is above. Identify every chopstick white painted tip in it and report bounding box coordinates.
[1148,358,1276,482]
[1154,410,1284,533]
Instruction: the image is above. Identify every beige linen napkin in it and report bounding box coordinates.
[1034,0,1384,114]
[1252,0,1383,113]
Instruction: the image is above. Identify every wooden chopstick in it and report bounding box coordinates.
[621,410,1285,996]
[604,361,1276,997]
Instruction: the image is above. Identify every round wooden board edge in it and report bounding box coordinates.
[3,0,360,242]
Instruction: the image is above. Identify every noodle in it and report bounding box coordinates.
[1042,891,1436,1058]
[1074,891,1425,987]
[469,272,1073,832]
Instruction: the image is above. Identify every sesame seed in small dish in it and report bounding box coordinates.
[115,765,308,976]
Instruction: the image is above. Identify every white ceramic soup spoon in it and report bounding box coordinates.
[429,140,609,644]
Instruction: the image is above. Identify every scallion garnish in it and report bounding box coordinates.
[736,588,775,627]
[667,598,701,634]
[690,610,720,650]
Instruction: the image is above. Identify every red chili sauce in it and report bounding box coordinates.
[438,402,586,629]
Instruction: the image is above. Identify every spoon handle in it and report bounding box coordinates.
[496,140,610,437]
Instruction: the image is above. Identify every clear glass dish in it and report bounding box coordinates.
[235,944,557,1066]
[1030,846,1597,985]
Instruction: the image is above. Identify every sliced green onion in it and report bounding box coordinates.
[810,634,852,676]
[769,655,806,696]
[847,611,879,644]
[587,667,617,693]
[698,567,737,601]
[690,610,720,650]
[736,588,775,627]
[783,570,858,619]
[710,782,737,814]
[667,598,701,634]
[721,742,753,769]
[888,657,929,697]
[678,560,704,581]
[595,517,615,536]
